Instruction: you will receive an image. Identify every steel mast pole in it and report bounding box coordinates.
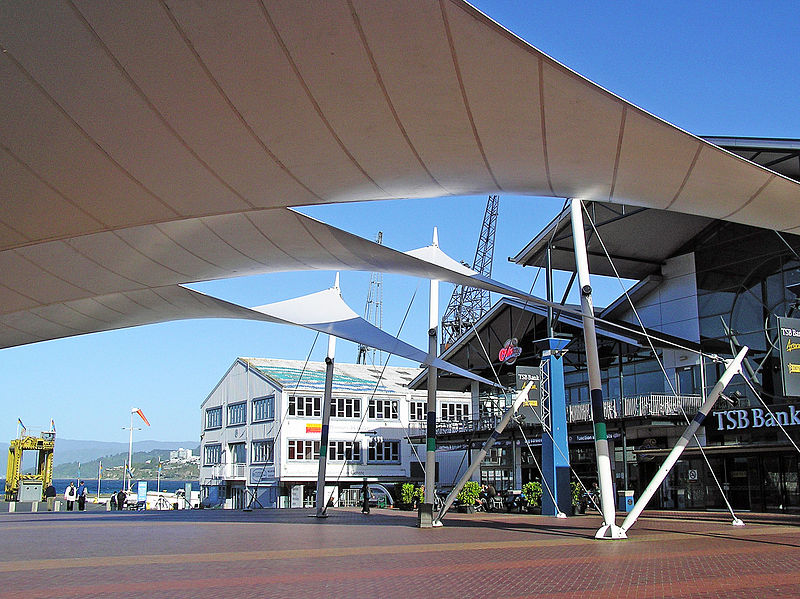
[424,229,440,522]
[622,347,747,532]
[570,199,625,539]
[315,274,339,517]
[434,382,533,524]
[126,409,134,493]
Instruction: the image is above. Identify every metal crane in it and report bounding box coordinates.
[440,195,499,351]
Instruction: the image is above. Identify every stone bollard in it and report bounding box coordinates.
[32,501,39,512]
[106,500,112,512]
[8,502,16,513]
[54,500,61,512]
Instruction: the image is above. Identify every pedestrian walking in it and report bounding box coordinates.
[77,480,87,511]
[64,482,77,511]
[361,481,371,514]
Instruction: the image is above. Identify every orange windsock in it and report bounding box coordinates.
[132,408,150,426]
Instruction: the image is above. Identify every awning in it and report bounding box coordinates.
[2,2,800,351]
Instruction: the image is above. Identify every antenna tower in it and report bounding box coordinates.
[440,195,499,351]
[357,232,384,365]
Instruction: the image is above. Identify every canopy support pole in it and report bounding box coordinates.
[570,199,626,540]
[422,229,440,527]
[434,382,533,525]
[314,276,339,518]
[621,347,747,532]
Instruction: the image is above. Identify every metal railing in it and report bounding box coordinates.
[210,463,247,480]
[435,393,703,435]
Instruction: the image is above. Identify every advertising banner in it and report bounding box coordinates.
[516,366,543,425]
[778,316,800,397]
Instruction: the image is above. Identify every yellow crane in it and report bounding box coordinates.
[5,430,55,501]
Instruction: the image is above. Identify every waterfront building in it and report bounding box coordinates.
[199,358,472,508]
[416,141,800,513]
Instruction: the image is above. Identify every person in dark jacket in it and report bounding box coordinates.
[361,481,371,514]
[116,489,127,511]
[77,480,87,511]
[44,483,57,511]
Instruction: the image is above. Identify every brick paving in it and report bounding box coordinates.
[0,507,798,599]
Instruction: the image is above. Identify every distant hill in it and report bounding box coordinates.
[53,447,200,480]
[52,438,198,466]
[0,435,200,478]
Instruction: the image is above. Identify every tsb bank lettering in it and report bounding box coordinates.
[713,406,800,431]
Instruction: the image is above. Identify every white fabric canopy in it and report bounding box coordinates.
[1,1,798,351]
[250,287,498,387]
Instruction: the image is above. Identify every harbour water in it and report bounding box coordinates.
[1,478,196,496]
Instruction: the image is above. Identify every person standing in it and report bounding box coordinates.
[44,483,57,511]
[361,481,371,515]
[64,482,77,511]
[77,480,87,511]
[117,489,127,511]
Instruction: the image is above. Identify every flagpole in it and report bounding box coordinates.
[97,461,102,501]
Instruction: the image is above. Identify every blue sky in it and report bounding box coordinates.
[4,1,799,444]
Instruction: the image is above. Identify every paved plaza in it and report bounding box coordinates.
[1,507,798,599]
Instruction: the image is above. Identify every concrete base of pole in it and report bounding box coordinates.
[556,512,567,519]
[311,510,329,518]
[732,518,745,526]
[595,523,627,540]
[417,503,435,528]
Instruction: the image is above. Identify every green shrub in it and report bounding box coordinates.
[571,482,582,507]
[400,483,416,505]
[522,481,542,507]
[457,480,481,506]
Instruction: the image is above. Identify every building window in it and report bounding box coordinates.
[441,402,470,421]
[368,398,398,420]
[328,440,361,462]
[205,407,222,430]
[227,402,247,426]
[368,440,400,463]
[203,444,221,465]
[252,395,274,422]
[331,396,361,418]
[287,440,320,460]
[229,442,247,464]
[288,395,321,417]
[409,401,426,421]
[251,440,274,464]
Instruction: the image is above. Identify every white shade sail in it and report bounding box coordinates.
[1,1,798,351]
[250,287,498,387]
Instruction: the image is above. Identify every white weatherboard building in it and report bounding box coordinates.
[200,358,472,509]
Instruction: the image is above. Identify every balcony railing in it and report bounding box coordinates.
[209,463,247,480]
[435,393,703,436]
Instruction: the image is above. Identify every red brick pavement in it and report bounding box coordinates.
[0,508,798,599]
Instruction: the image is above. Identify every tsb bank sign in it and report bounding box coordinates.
[711,405,800,432]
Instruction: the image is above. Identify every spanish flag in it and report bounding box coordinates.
[132,408,150,426]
